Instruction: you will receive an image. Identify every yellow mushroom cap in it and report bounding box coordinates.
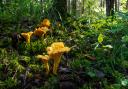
[46,42,71,75]
[33,27,44,37]
[46,42,71,54]
[21,33,29,38]
[36,55,49,63]
[40,27,49,33]
[41,19,51,28]
[28,31,33,36]
[51,42,64,50]
[33,27,49,37]
[21,31,33,43]
[21,31,33,37]
[36,55,50,75]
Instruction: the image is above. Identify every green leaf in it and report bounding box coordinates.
[102,45,113,48]
[122,35,128,42]
[110,84,121,89]
[87,71,96,77]
[121,79,128,86]
[98,33,103,43]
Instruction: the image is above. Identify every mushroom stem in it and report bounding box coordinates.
[44,63,49,75]
[21,32,33,43]
[52,53,62,75]
[36,55,49,75]
[26,36,31,43]
[53,58,60,75]
[46,42,71,75]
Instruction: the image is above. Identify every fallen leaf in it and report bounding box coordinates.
[85,54,96,61]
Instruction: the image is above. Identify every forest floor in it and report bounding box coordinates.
[0,15,128,89]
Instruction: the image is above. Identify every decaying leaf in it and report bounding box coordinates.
[85,54,96,61]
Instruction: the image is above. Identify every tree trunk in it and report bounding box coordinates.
[106,0,114,16]
[82,0,85,14]
[100,0,103,7]
[118,0,120,11]
[76,0,82,17]
[115,0,120,11]
[115,0,117,11]
[54,0,67,18]
[67,0,71,14]
[0,0,4,12]
[72,0,76,16]
[126,0,128,9]
[40,0,44,14]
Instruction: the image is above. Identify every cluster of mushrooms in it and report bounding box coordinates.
[17,19,71,75]
[20,19,51,43]
[36,42,71,75]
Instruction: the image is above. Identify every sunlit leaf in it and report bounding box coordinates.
[98,33,103,43]
[121,79,128,86]
[102,45,113,48]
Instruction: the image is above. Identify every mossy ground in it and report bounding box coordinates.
[1,13,128,89]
